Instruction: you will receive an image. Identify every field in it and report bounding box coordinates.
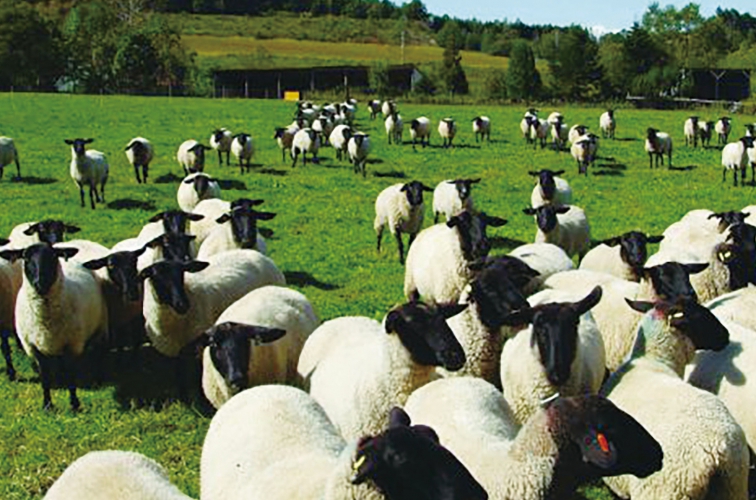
[1,92,755,499]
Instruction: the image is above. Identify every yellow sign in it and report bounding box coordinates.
[284,91,300,101]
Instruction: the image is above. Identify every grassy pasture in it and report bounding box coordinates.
[1,92,755,499]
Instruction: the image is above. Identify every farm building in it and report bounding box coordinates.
[212,64,422,98]
[682,68,751,101]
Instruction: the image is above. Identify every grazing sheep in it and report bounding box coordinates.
[523,204,590,260]
[381,99,397,117]
[230,133,254,174]
[438,118,457,148]
[273,126,298,163]
[683,116,699,147]
[716,116,732,145]
[347,132,370,177]
[409,116,431,150]
[550,116,569,152]
[291,128,320,167]
[328,124,352,161]
[579,231,664,282]
[529,169,572,208]
[567,124,588,145]
[472,116,491,142]
[385,111,403,145]
[599,109,616,139]
[176,172,221,213]
[176,139,210,175]
[0,136,21,180]
[196,207,275,259]
[297,300,467,441]
[520,114,537,145]
[432,178,480,223]
[210,128,232,167]
[529,118,549,149]
[44,450,193,500]
[644,128,672,169]
[65,138,109,209]
[367,99,381,119]
[200,386,486,500]
[509,242,574,295]
[124,137,153,184]
[721,136,754,186]
[699,119,714,147]
[570,134,598,175]
[198,285,318,408]
[405,377,663,500]
[374,180,432,264]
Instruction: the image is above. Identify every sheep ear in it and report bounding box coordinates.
[181,331,212,358]
[183,178,195,184]
[82,256,108,270]
[55,247,79,261]
[23,223,40,235]
[64,139,74,145]
[527,170,539,176]
[400,184,409,192]
[84,138,94,144]
[438,302,468,319]
[138,266,155,281]
[411,424,440,443]
[684,262,709,274]
[469,178,481,184]
[624,298,655,313]
[64,224,81,234]
[216,213,232,224]
[384,310,402,334]
[187,213,205,222]
[388,407,411,428]
[646,235,664,244]
[183,261,209,273]
[0,249,23,262]
[242,325,287,345]
[420,184,434,192]
[149,212,166,222]
[0,238,8,247]
[483,215,508,227]
[523,208,537,216]
[574,427,618,470]
[574,286,602,316]
[553,170,565,176]
[253,212,277,221]
[145,235,164,249]
[500,307,534,326]
[602,236,621,247]
[446,216,461,228]
[556,206,571,214]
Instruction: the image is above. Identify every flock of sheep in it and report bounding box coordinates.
[4,98,756,500]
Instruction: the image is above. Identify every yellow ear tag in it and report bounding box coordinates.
[719,250,732,262]
[353,454,366,471]
[597,432,610,453]
[670,311,684,320]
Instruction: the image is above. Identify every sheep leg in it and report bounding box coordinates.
[434,212,439,224]
[225,151,230,166]
[361,160,367,178]
[376,226,384,253]
[648,153,653,169]
[217,150,223,167]
[1,330,15,381]
[395,230,405,264]
[723,167,727,183]
[76,181,85,207]
[100,178,106,203]
[291,150,299,169]
[142,164,149,184]
[34,348,54,410]
[62,351,80,412]
[88,183,97,209]
[14,158,20,179]
[133,164,142,183]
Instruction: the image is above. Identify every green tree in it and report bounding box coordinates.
[505,39,541,100]
[548,27,601,100]
[483,68,507,100]
[439,23,468,96]
[369,61,391,97]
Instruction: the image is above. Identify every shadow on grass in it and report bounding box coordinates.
[14,176,58,185]
[258,168,288,176]
[107,198,157,211]
[259,227,274,239]
[668,165,697,171]
[597,163,627,170]
[615,137,640,142]
[366,158,384,164]
[373,170,407,179]
[153,173,183,184]
[216,179,247,191]
[593,169,624,177]
[284,270,340,290]
[490,235,528,250]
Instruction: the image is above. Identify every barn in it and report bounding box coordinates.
[684,68,751,101]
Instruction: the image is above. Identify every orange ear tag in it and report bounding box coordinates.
[597,432,610,453]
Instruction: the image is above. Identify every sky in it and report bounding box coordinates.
[419,1,755,37]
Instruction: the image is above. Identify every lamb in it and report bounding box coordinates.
[196,206,275,259]
[385,111,403,145]
[176,172,221,212]
[599,109,616,139]
[508,242,574,295]
[65,138,109,209]
[523,204,590,260]
[374,180,432,264]
[499,286,605,424]
[124,137,153,184]
[209,128,232,167]
[579,231,664,282]
[139,249,285,357]
[198,285,318,408]
[0,244,108,411]
[683,115,699,147]
[409,116,431,150]
[721,136,754,186]
[570,134,598,175]
[699,119,714,147]
[290,128,320,167]
[529,169,572,208]
[347,132,370,177]
[230,133,254,174]
[328,124,352,161]
[273,126,298,163]
[404,210,508,304]
[0,136,21,180]
[438,118,457,148]
[472,116,490,142]
[432,178,480,223]
[716,116,732,145]
[645,128,673,168]
[297,299,467,441]
[200,386,486,500]
[601,298,748,500]
[176,139,210,175]
[404,377,663,500]
[43,450,194,500]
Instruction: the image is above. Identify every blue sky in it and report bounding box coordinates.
[419,1,755,36]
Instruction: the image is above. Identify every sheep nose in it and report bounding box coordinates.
[441,348,466,372]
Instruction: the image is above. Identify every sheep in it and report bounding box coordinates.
[550,116,569,151]
[347,132,370,177]
[312,116,334,146]
[328,124,352,161]
[0,136,21,180]
[65,138,109,209]
[699,119,714,147]
[374,180,432,265]
[599,109,616,139]
[43,450,193,500]
[601,298,748,500]
[579,231,664,282]
[198,285,318,408]
[0,252,21,380]
[0,244,108,411]
[523,204,590,260]
[124,137,153,184]
[499,286,605,425]
[273,126,298,163]
[683,115,699,147]
[139,249,285,358]
[7,219,81,248]
[438,118,457,148]
[409,116,431,150]
[432,178,480,223]
[570,134,597,175]
[367,99,381,120]
[644,127,672,169]
[721,136,754,187]
[529,118,549,150]
[385,111,403,145]
[176,139,210,175]
[197,206,275,259]
[176,172,221,213]
[716,116,732,145]
[746,123,756,137]
[404,377,663,500]
[297,299,468,441]
[528,169,572,208]
[508,242,574,295]
[381,99,397,117]
[567,124,588,145]
[200,386,486,500]
[147,209,205,238]
[660,208,748,252]
[230,133,254,174]
[748,142,756,183]
[404,210,508,304]
[291,128,320,167]
[520,115,536,145]
[339,101,356,125]
[210,128,232,167]
[189,198,263,247]
[472,116,490,142]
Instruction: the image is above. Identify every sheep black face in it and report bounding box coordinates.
[641,262,706,302]
[727,223,756,286]
[188,144,210,172]
[448,178,481,202]
[273,128,286,140]
[523,205,570,234]
[216,209,276,248]
[184,173,214,196]
[528,169,564,201]
[138,260,209,314]
[384,301,468,371]
[708,211,748,232]
[602,232,663,279]
[0,243,78,296]
[469,255,540,295]
[466,261,531,332]
[83,248,146,302]
[23,220,81,245]
[448,211,508,262]
[150,210,204,235]
[351,407,488,500]
[146,233,196,263]
[401,181,433,207]
[64,138,94,157]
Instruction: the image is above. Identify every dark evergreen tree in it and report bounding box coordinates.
[505,39,541,100]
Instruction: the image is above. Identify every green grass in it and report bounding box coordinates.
[1,92,754,499]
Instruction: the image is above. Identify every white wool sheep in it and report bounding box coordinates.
[196,210,272,260]
[405,377,663,500]
[602,299,748,500]
[520,115,535,144]
[374,181,431,264]
[189,198,232,245]
[140,249,285,357]
[529,169,572,208]
[44,450,193,500]
[385,112,403,145]
[432,178,480,223]
[699,119,714,147]
[567,124,588,145]
[200,285,319,408]
[523,204,590,260]
[273,125,298,162]
[659,208,745,253]
[329,124,352,161]
[0,136,21,180]
[499,287,605,425]
[721,136,754,186]
[367,99,381,119]
[124,137,153,184]
[716,116,732,145]
[176,172,221,212]
[438,118,457,148]
[66,138,109,209]
[297,300,467,442]
[312,116,334,145]
[230,133,254,174]
[683,116,700,147]
[347,132,370,177]
[291,128,320,167]
[176,139,210,175]
[209,127,232,167]
[508,242,574,295]
[381,99,396,117]
[579,231,664,282]
[472,116,490,142]
[550,118,569,151]
[529,118,549,149]
[645,128,673,168]
[0,255,21,380]
[599,109,615,139]
[570,134,598,175]
[409,116,431,150]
